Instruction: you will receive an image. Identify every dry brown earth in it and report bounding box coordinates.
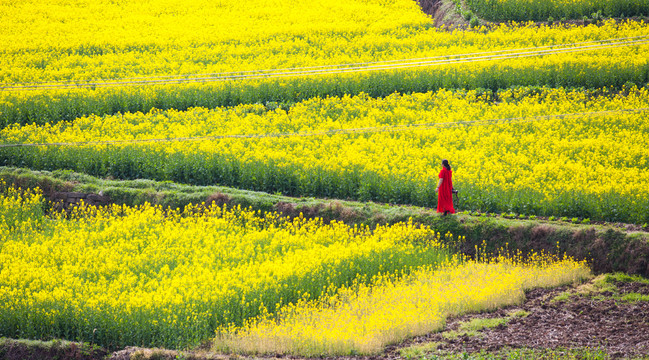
[388,280,649,359]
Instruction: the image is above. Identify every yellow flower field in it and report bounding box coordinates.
[1,0,648,126]
[214,256,590,355]
[0,185,450,348]
[0,0,640,356]
[0,185,590,353]
[2,1,645,84]
[3,86,648,223]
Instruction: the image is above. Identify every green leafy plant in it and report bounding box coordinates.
[591,10,603,21]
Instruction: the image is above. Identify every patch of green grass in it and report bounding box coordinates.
[441,329,479,340]
[129,348,188,360]
[420,347,611,360]
[437,309,531,344]
[551,291,576,303]
[588,272,649,298]
[590,275,619,293]
[507,309,530,318]
[620,293,649,302]
[559,274,649,304]
[441,316,510,340]
[602,272,649,285]
[502,347,610,359]
[399,342,441,359]
[426,349,498,359]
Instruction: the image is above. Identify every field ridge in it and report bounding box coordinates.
[2,166,648,278]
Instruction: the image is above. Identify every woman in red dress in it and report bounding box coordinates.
[435,159,455,215]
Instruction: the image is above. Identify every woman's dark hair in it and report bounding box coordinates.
[442,159,451,170]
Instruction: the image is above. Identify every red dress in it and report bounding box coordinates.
[437,168,455,214]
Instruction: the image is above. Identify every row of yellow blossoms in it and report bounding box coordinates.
[0,0,427,56]
[0,185,591,354]
[0,184,450,349]
[465,0,649,22]
[2,86,649,223]
[214,257,591,355]
[1,0,648,126]
[2,1,645,84]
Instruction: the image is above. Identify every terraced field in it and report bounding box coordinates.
[1,0,648,359]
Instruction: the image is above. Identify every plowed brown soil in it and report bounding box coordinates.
[384,281,649,359]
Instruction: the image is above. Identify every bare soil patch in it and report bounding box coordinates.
[0,339,107,360]
[388,281,649,359]
[417,0,469,27]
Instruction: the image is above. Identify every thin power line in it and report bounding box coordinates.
[3,36,648,90]
[7,38,648,89]
[1,107,647,148]
[10,35,649,85]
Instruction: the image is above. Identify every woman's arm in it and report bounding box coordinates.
[435,178,443,192]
